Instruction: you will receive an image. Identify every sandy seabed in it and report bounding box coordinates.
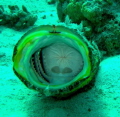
[0,0,120,117]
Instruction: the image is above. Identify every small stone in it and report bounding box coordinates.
[47,0,56,4]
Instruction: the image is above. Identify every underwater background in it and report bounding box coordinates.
[0,0,120,117]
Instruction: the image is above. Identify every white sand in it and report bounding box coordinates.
[0,0,120,117]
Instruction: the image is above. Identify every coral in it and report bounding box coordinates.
[57,0,69,22]
[81,1,104,24]
[0,5,37,30]
[95,19,120,55]
[66,2,84,23]
[78,20,93,37]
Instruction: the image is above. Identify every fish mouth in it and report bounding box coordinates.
[13,25,92,97]
[30,42,84,85]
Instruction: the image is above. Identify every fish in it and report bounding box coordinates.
[12,25,100,98]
